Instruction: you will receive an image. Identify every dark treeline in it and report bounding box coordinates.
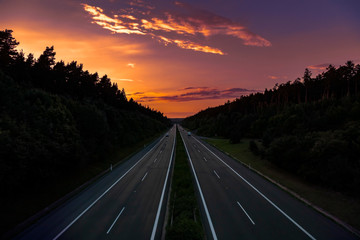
[0,29,171,196]
[182,61,360,196]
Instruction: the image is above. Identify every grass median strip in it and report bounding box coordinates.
[166,127,204,240]
[204,138,360,233]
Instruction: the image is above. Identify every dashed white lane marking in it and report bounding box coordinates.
[52,135,165,240]
[141,172,148,182]
[237,202,255,225]
[106,207,125,234]
[150,127,176,240]
[193,136,316,240]
[213,170,220,179]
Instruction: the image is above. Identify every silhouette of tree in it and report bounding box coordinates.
[343,61,355,96]
[303,68,312,103]
[355,64,360,95]
[182,60,360,195]
[0,29,19,68]
[0,29,171,222]
[36,46,56,70]
[25,53,35,67]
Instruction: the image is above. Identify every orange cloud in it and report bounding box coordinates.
[130,87,257,102]
[127,63,135,68]
[268,75,279,80]
[268,75,289,81]
[113,78,134,82]
[82,2,271,55]
[149,11,271,47]
[120,15,137,20]
[158,36,224,55]
[128,86,260,118]
[83,4,145,35]
[308,63,330,71]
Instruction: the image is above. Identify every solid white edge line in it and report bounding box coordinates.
[106,207,125,234]
[141,172,148,182]
[150,127,176,240]
[213,170,220,179]
[237,201,255,225]
[52,135,166,240]
[193,137,317,240]
[180,128,218,240]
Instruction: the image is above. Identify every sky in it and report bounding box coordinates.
[1,0,360,118]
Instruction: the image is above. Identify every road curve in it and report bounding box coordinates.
[14,126,176,240]
[179,125,358,240]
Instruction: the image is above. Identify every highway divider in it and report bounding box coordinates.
[166,126,204,240]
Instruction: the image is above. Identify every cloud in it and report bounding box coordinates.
[308,60,360,73]
[128,0,155,10]
[132,87,258,102]
[127,63,135,68]
[128,91,144,95]
[82,1,271,55]
[180,86,208,90]
[113,78,134,82]
[180,90,219,97]
[172,1,271,47]
[165,111,195,118]
[157,36,225,55]
[82,4,145,35]
[268,75,279,80]
[308,63,331,71]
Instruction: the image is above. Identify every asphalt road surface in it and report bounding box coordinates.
[178,125,359,240]
[14,126,176,240]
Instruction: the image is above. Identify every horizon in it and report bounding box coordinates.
[1,0,359,118]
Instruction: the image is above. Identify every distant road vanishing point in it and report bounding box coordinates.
[14,125,359,240]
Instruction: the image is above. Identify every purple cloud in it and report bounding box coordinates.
[82,0,271,55]
[308,63,331,71]
[135,86,259,102]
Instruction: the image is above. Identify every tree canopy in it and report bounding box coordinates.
[0,29,19,67]
[0,29,171,203]
[182,61,360,196]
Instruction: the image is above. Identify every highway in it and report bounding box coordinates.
[14,126,176,240]
[178,125,358,240]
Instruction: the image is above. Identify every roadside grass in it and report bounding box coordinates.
[3,133,164,237]
[204,138,360,232]
[166,127,204,240]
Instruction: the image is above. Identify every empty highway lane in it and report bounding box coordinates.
[15,126,176,240]
[179,125,358,240]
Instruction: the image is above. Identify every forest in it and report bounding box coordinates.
[0,29,171,198]
[182,60,360,196]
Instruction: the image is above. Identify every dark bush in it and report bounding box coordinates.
[249,140,259,155]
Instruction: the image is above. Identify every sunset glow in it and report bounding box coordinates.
[1,0,359,117]
[81,1,271,56]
